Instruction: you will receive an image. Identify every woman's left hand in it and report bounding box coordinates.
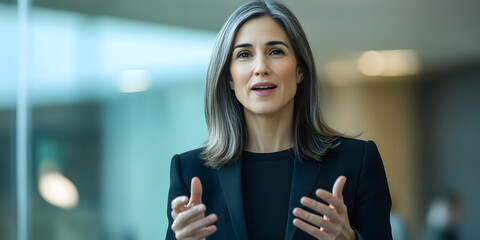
[292,176,357,240]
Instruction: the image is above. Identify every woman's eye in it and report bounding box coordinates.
[270,49,284,55]
[237,51,251,58]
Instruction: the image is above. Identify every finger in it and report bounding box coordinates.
[171,204,206,231]
[332,175,346,199]
[183,225,217,240]
[293,218,326,239]
[188,177,203,206]
[315,189,347,215]
[171,196,189,219]
[293,207,336,232]
[175,213,218,240]
[172,196,189,210]
[301,197,342,223]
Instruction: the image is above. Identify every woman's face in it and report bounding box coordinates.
[229,17,302,116]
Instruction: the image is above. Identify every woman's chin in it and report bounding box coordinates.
[244,106,285,116]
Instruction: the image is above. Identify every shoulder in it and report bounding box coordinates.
[170,148,222,194]
[171,147,218,177]
[177,147,204,161]
[331,136,378,156]
[329,137,386,186]
[171,147,207,169]
[335,136,375,148]
[322,137,382,171]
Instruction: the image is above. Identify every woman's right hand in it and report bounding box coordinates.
[171,177,218,240]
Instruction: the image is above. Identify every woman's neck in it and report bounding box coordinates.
[244,102,294,153]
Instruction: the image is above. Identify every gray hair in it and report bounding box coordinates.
[201,1,340,168]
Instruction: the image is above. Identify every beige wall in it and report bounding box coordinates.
[323,79,421,237]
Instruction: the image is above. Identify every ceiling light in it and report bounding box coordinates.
[358,49,419,76]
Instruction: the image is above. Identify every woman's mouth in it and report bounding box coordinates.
[251,82,277,96]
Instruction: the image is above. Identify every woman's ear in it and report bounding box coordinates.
[296,67,304,84]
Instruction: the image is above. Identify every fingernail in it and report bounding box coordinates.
[292,208,300,215]
[300,197,310,205]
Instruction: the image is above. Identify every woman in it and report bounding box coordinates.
[166,1,392,239]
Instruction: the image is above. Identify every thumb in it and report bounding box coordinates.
[332,175,346,200]
[188,177,203,206]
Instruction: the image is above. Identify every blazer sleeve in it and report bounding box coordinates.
[166,154,190,240]
[351,141,393,239]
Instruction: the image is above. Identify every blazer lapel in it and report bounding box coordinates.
[217,158,248,240]
[285,157,322,240]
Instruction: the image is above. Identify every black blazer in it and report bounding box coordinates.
[166,137,392,240]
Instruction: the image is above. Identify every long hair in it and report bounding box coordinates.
[201,1,340,168]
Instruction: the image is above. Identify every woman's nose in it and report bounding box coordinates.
[254,55,271,76]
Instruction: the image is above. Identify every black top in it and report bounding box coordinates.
[242,149,294,240]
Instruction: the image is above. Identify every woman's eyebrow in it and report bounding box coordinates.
[265,41,289,48]
[233,43,253,50]
[233,41,289,50]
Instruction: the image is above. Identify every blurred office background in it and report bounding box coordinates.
[1,0,479,239]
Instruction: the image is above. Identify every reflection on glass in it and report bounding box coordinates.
[39,172,79,209]
[117,70,151,93]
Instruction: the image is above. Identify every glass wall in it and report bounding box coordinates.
[1,1,216,239]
